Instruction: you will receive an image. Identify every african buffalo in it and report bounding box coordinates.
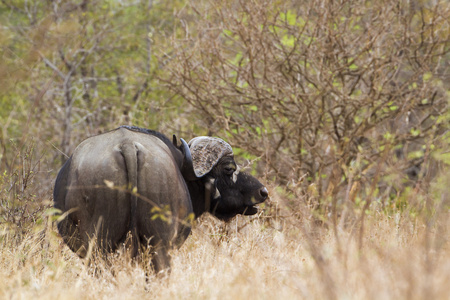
[53,125,268,272]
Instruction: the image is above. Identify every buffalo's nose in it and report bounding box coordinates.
[259,187,269,199]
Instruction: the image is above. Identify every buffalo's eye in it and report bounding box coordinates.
[224,166,235,175]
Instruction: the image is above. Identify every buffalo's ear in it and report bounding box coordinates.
[172,134,178,148]
[180,138,198,181]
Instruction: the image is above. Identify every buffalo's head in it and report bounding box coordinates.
[181,136,268,220]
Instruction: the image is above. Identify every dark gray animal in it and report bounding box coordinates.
[54,126,268,272]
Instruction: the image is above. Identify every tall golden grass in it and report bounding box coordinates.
[1,177,448,300]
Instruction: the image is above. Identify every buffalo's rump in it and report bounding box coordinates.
[55,128,192,256]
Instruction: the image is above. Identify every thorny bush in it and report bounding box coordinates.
[167,0,449,217]
[0,141,49,241]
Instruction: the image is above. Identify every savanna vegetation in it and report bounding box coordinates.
[1,0,449,299]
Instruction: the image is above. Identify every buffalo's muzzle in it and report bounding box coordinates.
[259,187,269,200]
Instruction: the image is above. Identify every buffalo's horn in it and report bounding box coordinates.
[180,138,197,181]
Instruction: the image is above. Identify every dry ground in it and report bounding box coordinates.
[1,190,449,300]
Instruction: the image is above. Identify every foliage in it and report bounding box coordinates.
[0,140,48,240]
[167,0,449,216]
[0,0,191,169]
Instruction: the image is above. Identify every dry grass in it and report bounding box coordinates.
[1,185,449,300]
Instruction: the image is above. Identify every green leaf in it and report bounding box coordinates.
[407,150,424,159]
[223,29,233,36]
[281,35,295,48]
[410,128,420,137]
[280,10,297,26]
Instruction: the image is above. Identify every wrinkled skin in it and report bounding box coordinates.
[54,126,268,273]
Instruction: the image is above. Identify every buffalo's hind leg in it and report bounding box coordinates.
[57,216,88,257]
[151,246,171,276]
[137,243,170,285]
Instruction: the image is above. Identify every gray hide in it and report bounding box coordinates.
[54,127,192,272]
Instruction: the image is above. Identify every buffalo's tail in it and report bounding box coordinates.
[120,142,140,258]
